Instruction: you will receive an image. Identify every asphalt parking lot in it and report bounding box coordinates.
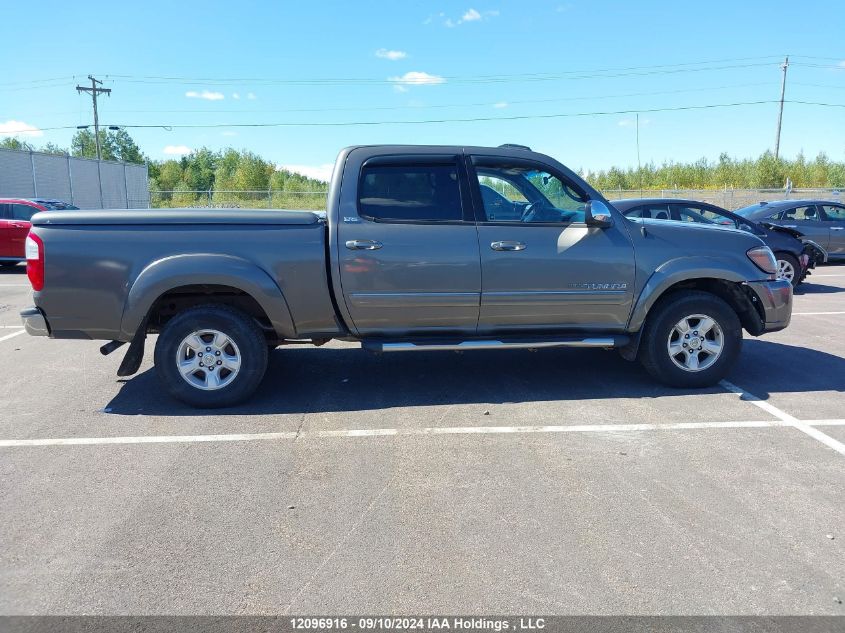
[0,263,843,615]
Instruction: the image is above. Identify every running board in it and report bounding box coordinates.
[363,336,628,353]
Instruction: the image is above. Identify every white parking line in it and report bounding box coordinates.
[2,418,843,449]
[792,311,845,316]
[0,325,24,328]
[0,330,26,344]
[0,284,29,287]
[720,380,845,456]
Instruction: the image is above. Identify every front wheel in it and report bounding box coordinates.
[638,291,742,388]
[154,304,269,408]
[775,253,801,287]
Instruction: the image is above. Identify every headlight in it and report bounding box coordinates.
[746,246,777,275]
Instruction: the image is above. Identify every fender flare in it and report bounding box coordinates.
[119,254,297,340]
[628,257,748,332]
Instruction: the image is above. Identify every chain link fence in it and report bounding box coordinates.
[601,187,843,211]
[151,187,843,213]
[150,190,326,210]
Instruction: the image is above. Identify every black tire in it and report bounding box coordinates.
[638,291,742,388]
[154,304,268,408]
[775,252,801,287]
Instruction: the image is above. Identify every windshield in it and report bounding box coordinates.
[734,204,768,218]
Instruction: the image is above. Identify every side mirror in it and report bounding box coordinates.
[585,200,614,228]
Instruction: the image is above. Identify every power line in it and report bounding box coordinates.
[4,99,843,136]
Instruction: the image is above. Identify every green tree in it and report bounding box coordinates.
[71,128,145,163]
[0,137,33,151]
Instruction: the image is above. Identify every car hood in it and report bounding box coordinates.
[760,222,804,239]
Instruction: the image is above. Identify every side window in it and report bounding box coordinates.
[782,205,819,222]
[675,204,737,227]
[10,204,37,221]
[472,162,588,224]
[625,203,670,220]
[820,205,845,221]
[0,204,10,219]
[358,163,463,222]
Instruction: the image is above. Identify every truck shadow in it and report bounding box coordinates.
[0,264,25,276]
[104,339,845,416]
[795,283,845,295]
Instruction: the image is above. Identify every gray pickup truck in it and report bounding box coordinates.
[21,144,792,407]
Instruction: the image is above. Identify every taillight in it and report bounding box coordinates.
[26,233,44,291]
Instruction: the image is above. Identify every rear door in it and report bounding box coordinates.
[0,204,13,257]
[336,154,481,336]
[819,204,845,257]
[7,203,38,258]
[468,154,636,332]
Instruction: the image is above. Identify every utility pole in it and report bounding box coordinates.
[636,113,642,193]
[76,75,111,160]
[774,56,789,160]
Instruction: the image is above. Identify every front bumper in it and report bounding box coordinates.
[746,279,792,333]
[20,306,50,337]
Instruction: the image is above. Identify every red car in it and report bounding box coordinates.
[0,198,78,267]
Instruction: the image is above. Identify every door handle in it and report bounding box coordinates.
[491,240,526,251]
[345,239,383,250]
[11,223,26,228]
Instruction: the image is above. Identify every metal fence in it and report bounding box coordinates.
[0,148,149,209]
[151,187,843,213]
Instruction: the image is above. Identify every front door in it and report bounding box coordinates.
[819,204,845,257]
[467,155,636,333]
[7,203,36,258]
[336,154,481,336]
[778,204,830,250]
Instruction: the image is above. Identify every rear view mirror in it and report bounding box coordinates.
[585,200,614,228]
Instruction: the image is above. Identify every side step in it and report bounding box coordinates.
[363,336,629,353]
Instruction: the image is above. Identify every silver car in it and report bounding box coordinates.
[734,199,845,263]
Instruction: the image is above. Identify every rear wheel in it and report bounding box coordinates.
[154,304,268,408]
[639,291,742,388]
[775,252,801,287]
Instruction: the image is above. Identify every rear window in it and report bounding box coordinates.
[39,202,79,211]
[358,163,463,222]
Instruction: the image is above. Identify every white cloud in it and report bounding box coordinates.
[232,92,241,100]
[0,120,43,137]
[185,90,225,101]
[389,71,446,89]
[247,92,257,100]
[838,60,845,69]
[493,101,509,109]
[278,163,335,183]
[221,131,237,137]
[376,48,407,61]
[443,8,498,27]
[163,144,193,156]
[556,3,573,12]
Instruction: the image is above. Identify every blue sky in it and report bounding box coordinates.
[2,0,844,181]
